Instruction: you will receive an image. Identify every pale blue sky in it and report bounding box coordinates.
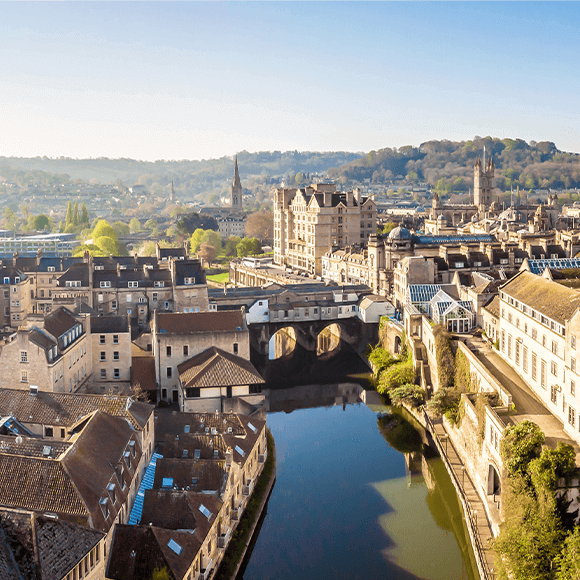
[1,2,580,161]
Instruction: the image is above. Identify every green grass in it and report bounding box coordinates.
[214,431,275,580]
[206,272,230,284]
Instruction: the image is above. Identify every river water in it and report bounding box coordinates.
[239,381,479,580]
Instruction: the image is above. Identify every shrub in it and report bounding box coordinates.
[389,383,425,407]
[433,325,455,389]
[500,420,545,479]
[377,359,415,394]
[367,345,396,376]
[426,387,460,420]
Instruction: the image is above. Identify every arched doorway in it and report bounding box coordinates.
[394,335,401,355]
[487,464,501,497]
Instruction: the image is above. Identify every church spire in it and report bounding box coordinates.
[231,155,243,210]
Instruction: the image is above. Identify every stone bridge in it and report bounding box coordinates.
[248,316,377,361]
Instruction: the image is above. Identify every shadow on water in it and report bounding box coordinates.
[260,341,372,388]
[377,408,479,580]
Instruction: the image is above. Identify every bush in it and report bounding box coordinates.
[368,345,396,375]
[377,359,415,394]
[433,325,455,389]
[389,383,425,407]
[500,420,545,479]
[426,387,460,421]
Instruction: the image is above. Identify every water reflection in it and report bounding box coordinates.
[239,386,478,580]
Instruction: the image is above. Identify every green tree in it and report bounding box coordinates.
[144,219,157,230]
[201,230,222,251]
[224,236,241,257]
[2,208,17,231]
[129,218,142,233]
[95,236,119,256]
[236,237,254,258]
[198,242,216,266]
[80,203,89,225]
[65,201,73,228]
[190,229,206,254]
[73,202,79,227]
[113,221,130,237]
[555,526,580,580]
[92,219,117,241]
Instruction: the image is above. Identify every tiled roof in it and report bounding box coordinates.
[157,311,245,334]
[0,455,86,516]
[44,307,79,340]
[106,525,174,580]
[153,459,225,493]
[132,356,157,392]
[501,270,580,324]
[35,516,104,580]
[28,327,57,351]
[0,389,153,430]
[0,436,70,459]
[178,347,264,389]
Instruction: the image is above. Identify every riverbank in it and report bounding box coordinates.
[214,430,277,580]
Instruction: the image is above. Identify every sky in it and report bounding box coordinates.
[1,2,580,161]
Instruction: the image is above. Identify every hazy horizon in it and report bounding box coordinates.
[2,2,580,161]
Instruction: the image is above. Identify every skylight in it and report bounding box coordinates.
[248,422,257,433]
[235,445,245,457]
[167,539,182,555]
[199,504,212,519]
[162,477,173,489]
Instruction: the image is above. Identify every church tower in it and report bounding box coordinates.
[474,148,494,212]
[231,156,242,211]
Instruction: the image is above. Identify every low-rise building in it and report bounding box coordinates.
[91,315,131,387]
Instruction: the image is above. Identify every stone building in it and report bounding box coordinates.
[273,182,377,276]
[151,310,250,404]
[107,412,268,580]
[0,306,91,393]
[91,315,132,387]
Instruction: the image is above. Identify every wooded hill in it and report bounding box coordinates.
[327,137,580,192]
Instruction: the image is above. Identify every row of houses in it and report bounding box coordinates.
[0,388,267,580]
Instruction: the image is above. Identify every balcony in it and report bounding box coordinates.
[199,560,213,580]
[242,479,253,496]
[230,504,243,522]
[218,527,232,548]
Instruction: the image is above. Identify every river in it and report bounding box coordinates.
[239,380,479,580]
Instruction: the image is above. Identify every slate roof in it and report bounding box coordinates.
[0,436,70,459]
[56,263,89,287]
[0,389,153,430]
[132,356,157,392]
[153,459,225,493]
[28,328,57,352]
[35,516,104,580]
[90,316,129,334]
[178,347,264,389]
[483,295,500,318]
[501,270,580,324]
[43,307,80,341]
[157,311,245,334]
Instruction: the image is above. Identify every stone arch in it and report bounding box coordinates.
[394,335,402,355]
[487,463,501,496]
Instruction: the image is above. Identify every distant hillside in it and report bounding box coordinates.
[0,151,361,186]
[327,137,580,192]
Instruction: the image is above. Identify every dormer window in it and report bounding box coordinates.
[47,267,55,272]
[154,281,164,287]
[14,277,19,284]
[100,281,111,288]
[124,451,131,468]
[65,281,81,287]
[3,277,8,284]
[107,483,116,504]
[99,497,109,519]
[128,281,138,288]
[184,277,195,285]
[94,265,104,271]
[129,440,136,457]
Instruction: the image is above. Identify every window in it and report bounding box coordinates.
[114,368,120,379]
[569,405,576,427]
[183,345,189,357]
[233,343,238,355]
[126,294,132,303]
[152,292,158,302]
[45,427,53,437]
[127,309,132,315]
[184,277,196,285]
[111,300,117,309]
[541,360,547,389]
[551,385,558,404]
[139,297,146,303]
[571,380,576,396]
[128,281,138,288]
[100,335,106,344]
[551,360,557,376]
[100,281,111,288]
[572,358,577,373]
[572,335,577,350]
[532,328,537,340]
[186,387,200,398]
[166,367,172,378]
[20,351,27,363]
[100,369,107,379]
[100,352,106,361]
[501,330,505,353]
[48,266,55,272]
[552,341,558,355]
[542,335,547,347]
[154,281,164,288]
[166,346,172,357]
[20,371,27,383]
[113,351,119,361]
[98,294,103,303]
[508,335,513,359]
[515,341,520,366]
[523,346,528,373]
